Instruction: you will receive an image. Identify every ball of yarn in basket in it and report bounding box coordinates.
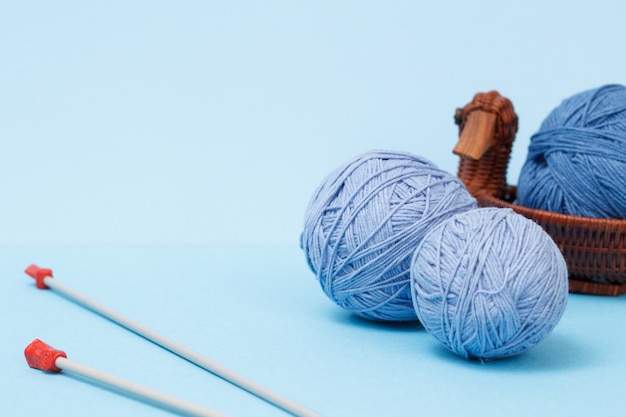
[300,150,477,321]
[517,84,626,218]
[410,207,568,360]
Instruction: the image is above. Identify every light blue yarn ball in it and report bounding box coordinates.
[517,84,626,218]
[300,150,477,321]
[410,207,568,360]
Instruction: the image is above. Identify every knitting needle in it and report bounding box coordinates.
[24,339,231,417]
[24,265,323,417]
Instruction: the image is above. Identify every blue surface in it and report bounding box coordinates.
[2,2,626,416]
[2,245,626,417]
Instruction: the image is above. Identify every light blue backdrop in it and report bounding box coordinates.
[2,0,625,245]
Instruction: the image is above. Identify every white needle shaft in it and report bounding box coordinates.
[56,356,231,417]
[40,275,323,417]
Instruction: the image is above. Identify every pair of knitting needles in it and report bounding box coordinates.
[23,265,323,417]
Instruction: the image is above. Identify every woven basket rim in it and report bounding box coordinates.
[479,189,626,229]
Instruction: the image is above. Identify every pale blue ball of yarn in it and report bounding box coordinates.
[517,84,626,218]
[300,150,477,321]
[410,207,568,360]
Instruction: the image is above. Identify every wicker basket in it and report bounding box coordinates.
[453,91,626,296]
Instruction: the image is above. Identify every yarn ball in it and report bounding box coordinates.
[410,207,568,360]
[300,150,477,321]
[517,84,626,218]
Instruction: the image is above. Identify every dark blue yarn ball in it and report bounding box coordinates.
[517,84,626,218]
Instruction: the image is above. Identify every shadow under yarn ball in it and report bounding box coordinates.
[517,84,626,218]
[410,207,569,360]
[300,150,477,321]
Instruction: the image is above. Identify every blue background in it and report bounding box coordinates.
[3,0,625,245]
[2,1,626,416]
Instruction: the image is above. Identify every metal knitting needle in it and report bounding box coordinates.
[25,265,323,417]
[24,339,231,417]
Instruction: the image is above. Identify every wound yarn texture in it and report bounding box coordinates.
[517,84,626,218]
[410,207,568,360]
[300,150,477,321]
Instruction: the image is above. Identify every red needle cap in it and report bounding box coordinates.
[24,265,52,289]
[24,339,67,372]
